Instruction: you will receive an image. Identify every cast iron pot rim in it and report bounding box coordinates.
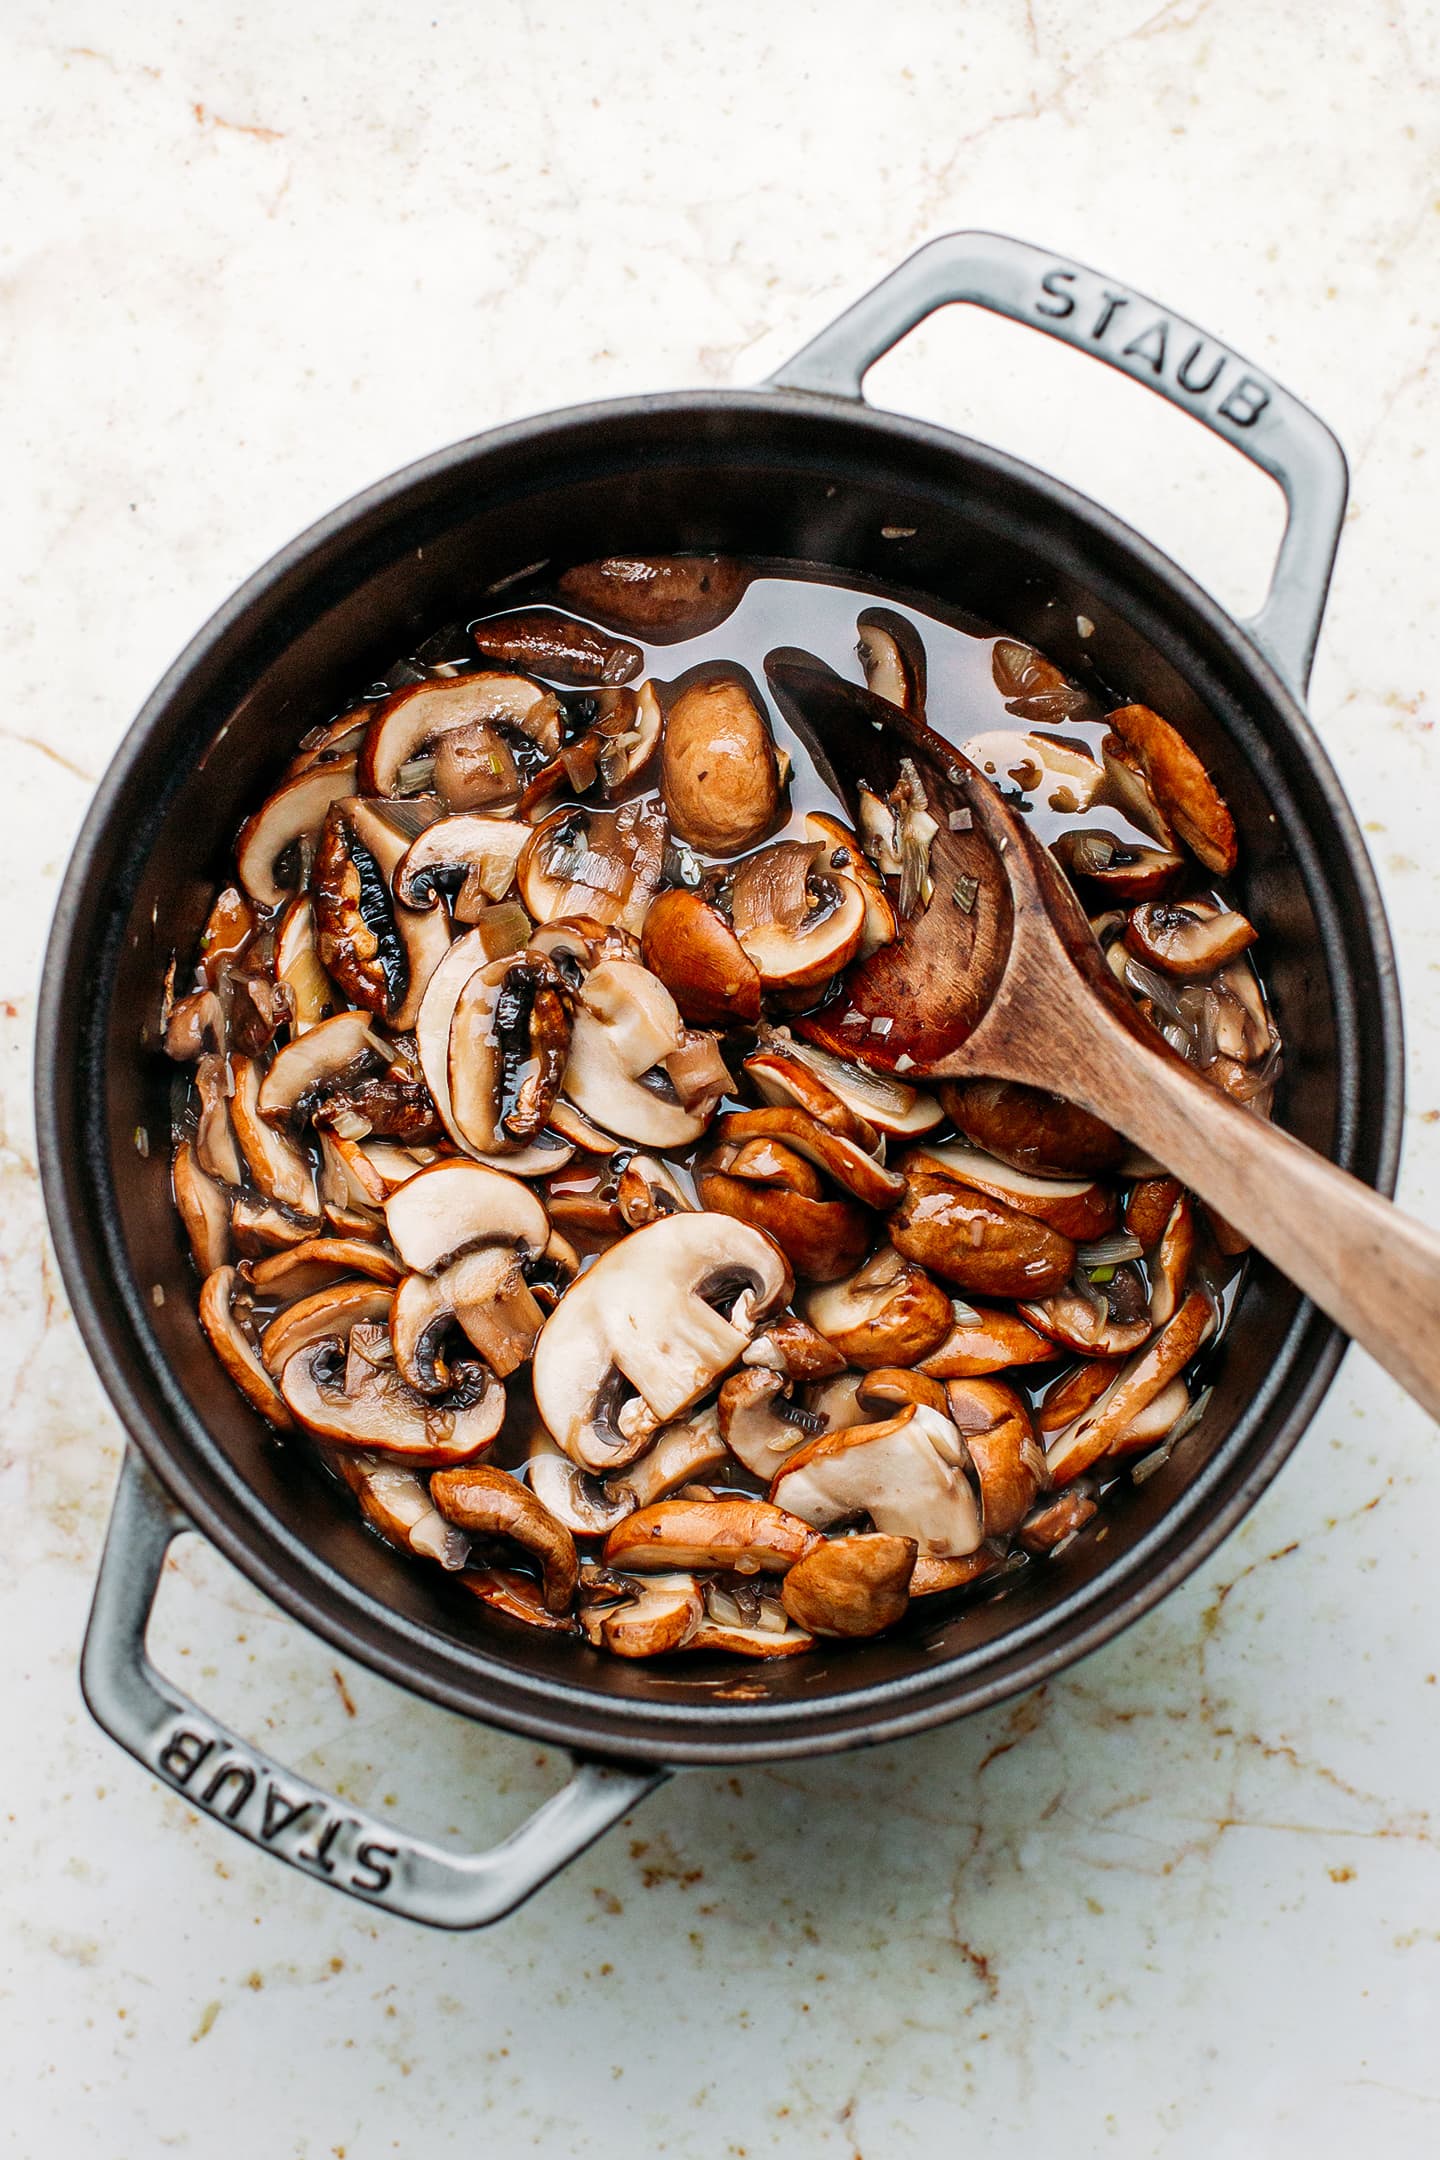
[38,386,1404,1767]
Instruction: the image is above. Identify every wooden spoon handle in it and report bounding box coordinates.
[1076,1014,1440,1420]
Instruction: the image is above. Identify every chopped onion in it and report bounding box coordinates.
[1077,1232,1144,1269]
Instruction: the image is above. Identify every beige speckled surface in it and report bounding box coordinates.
[4,1,1439,2152]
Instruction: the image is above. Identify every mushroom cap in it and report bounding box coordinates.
[173,1143,232,1277]
[1036,1360,1120,1434]
[727,840,866,989]
[260,1279,395,1374]
[716,1367,818,1477]
[1053,826,1186,900]
[461,1567,578,1632]
[899,1141,1118,1243]
[382,1158,549,1275]
[517,798,666,935]
[1107,704,1237,875]
[1046,1288,1214,1485]
[557,554,749,640]
[917,1306,1057,1379]
[470,608,643,687]
[447,950,574,1157]
[695,1161,871,1284]
[801,814,898,961]
[235,759,357,909]
[1147,1190,1195,1327]
[937,1077,1125,1178]
[781,1532,917,1637]
[1108,1375,1190,1456]
[414,926,573,1173]
[279,1337,505,1464]
[393,814,529,910]
[756,1025,941,1139]
[248,1236,401,1299]
[229,1055,321,1219]
[563,961,711,1149]
[803,1246,954,1368]
[857,608,926,715]
[660,670,783,856]
[581,1570,705,1657]
[430,1464,579,1613]
[711,1107,903,1212]
[1124,1174,1183,1249]
[391,1247,543,1392]
[532,1210,791,1472]
[1018,1283,1153,1360]
[740,1049,881,1155]
[942,1377,1046,1536]
[329,1449,471,1569]
[740,1312,846,1382]
[605,1406,729,1510]
[257,1009,380,1126]
[198,1265,292,1429]
[640,888,762,1028]
[1019,1488,1099,1554]
[890,1171,1076,1300]
[602,1496,818,1575]
[771,1402,984,1558]
[527,1434,636,1538]
[358,672,563,797]
[1124,899,1256,978]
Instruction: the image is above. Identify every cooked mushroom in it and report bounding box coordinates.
[772,1401,984,1557]
[961,729,1103,818]
[311,797,453,1030]
[229,1056,321,1219]
[781,1532,916,1637]
[937,1077,1125,1178]
[429,1465,578,1613]
[393,815,529,912]
[274,897,335,1032]
[527,1433,636,1538]
[711,1107,903,1211]
[330,1450,471,1569]
[918,1304,1057,1378]
[1035,1360,1117,1434]
[1108,1376,1191,1456]
[898,1141,1118,1242]
[232,1192,323,1255]
[909,1551,1003,1596]
[717,1367,822,1478]
[447,950,574,1156]
[640,888,763,1027]
[1124,1174,1183,1249]
[615,1152,695,1229]
[757,1025,940,1139]
[173,1142,232,1275]
[942,1378,1046,1536]
[198,1265,292,1428]
[284,711,371,778]
[856,608,926,715]
[1124,898,1256,978]
[605,1405,729,1509]
[740,1311,846,1381]
[260,1279,394,1374]
[545,1095,623,1156]
[1147,1191,1195,1327]
[1020,1271,1154,1359]
[193,1053,244,1186]
[257,1009,380,1126]
[531,1210,791,1471]
[1052,827,1186,900]
[890,1171,1075,1300]
[382,1157,548,1276]
[279,1334,505,1463]
[248,1237,401,1299]
[1019,1487,1099,1553]
[802,813,898,960]
[580,1569,705,1656]
[804,1247,953,1368]
[696,1142,871,1283]
[197,885,257,987]
[660,669,783,855]
[235,758,358,909]
[602,1496,817,1575]
[470,608,643,686]
[358,672,563,798]
[517,799,666,935]
[690,1596,815,1658]
[463,1567,578,1631]
[1046,1288,1214,1484]
[163,984,225,1062]
[740,1048,881,1155]
[726,840,865,989]
[391,1246,544,1392]
[992,636,1094,723]
[1107,704,1238,875]
[562,960,712,1148]
[557,554,750,640]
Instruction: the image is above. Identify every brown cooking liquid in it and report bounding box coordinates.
[180,560,1259,1613]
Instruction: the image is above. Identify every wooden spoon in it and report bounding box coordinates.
[766,651,1440,1421]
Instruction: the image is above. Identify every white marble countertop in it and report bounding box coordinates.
[5,1,1439,2152]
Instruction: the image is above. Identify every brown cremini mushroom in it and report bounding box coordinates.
[260,1279,395,1374]
[236,759,358,910]
[229,1056,321,1220]
[447,950,574,1156]
[517,798,666,935]
[198,1265,293,1428]
[857,608,926,715]
[311,797,453,1030]
[329,1449,471,1569]
[1046,1288,1214,1484]
[640,887,763,1027]
[1019,1487,1099,1553]
[782,1532,917,1637]
[579,1569,705,1656]
[557,554,749,640]
[898,1141,1118,1243]
[918,1304,1057,1379]
[716,1367,823,1478]
[1107,704,1237,875]
[660,669,783,855]
[890,1172,1075,1300]
[279,1334,505,1464]
[1052,827,1186,900]
[1124,897,1256,978]
[173,1142,232,1275]
[803,1246,953,1368]
[727,840,866,990]
[696,1148,871,1281]
[391,1247,544,1392]
[711,1107,903,1211]
[358,672,562,798]
[755,1025,940,1139]
[937,1077,1125,1178]
[429,1465,578,1614]
[1124,1174,1183,1249]
[771,1401,983,1557]
[470,608,642,686]
[603,1496,818,1575]
[942,1378,1046,1537]
[392,814,529,913]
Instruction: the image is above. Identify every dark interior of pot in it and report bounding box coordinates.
[52,393,1399,1762]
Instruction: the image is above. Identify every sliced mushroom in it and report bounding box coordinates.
[857,608,926,714]
[470,608,642,686]
[781,1532,916,1637]
[257,1009,380,1126]
[329,1449,471,1569]
[393,814,529,911]
[690,1605,815,1658]
[717,1367,823,1477]
[764,1025,941,1140]
[557,554,749,640]
[1108,1376,1191,1456]
[696,1145,871,1283]
[311,797,453,1030]
[527,1433,636,1538]
[740,1312,846,1381]
[603,1496,817,1575]
[605,1405,729,1509]
[531,1211,791,1471]
[740,1048,880,1155]
[711,1107,903,1211]
[431,721,523,812]
[382,1158,548,1276]
[1052,827,1187,900]
[563,960,710,1149]
[358,672,563,798]
[660,669,783,855]
[937,1077,1125,1178]
[193,1052,244,1186]
[197,885,257,988]
[1106,704,1238,875]
[517,798,666,935]
[992,636,1095,723]
[1148,1191,1195,1327]
[1124,1174,1183,1249]
[236,759,358,909]
[772,1402,984,1558]
[280,1334,505,1464]
[391,1246,544,1392]
[580,1569,705,1656]
[1019,1487,1099,1553]
[1046,1288,1215,1484]
[961,729,1103,818]
[726,840,865,989]
[639,887,763,1027]
[942,1378,1046,1537]
[463,1567,578,1631]
[804,1247,953,1368]
[802,814,898,960]
[546,1095,623,1155]
[198,1265,292,1428]
[1020,1276,1153,1360]
[232,1192,323,1255]
[260,1279,394,1374]
[447,950,574,1155]
[615,1152,695,1229]
[314,1069,443,1145]
[429,1465,578,1613]
[898,1141,1118,1242]
[852,1368,949,1416]
[163,984,225,1062]
[173,1142,232,1275]
[284,711,372,778]
[663,1030,733,1120]
[249,1237,401,1299]
[229,1056,320,1219]
[909,1550,1002,1596]
[1124,898,1256,979]
[1035,1360,1117,1434]
[274,897,335,1032]
[891,1172,1075,1300]
[918,1305,1057,1379]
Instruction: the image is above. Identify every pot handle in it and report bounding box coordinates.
[81,1450,667,1929]
[766,230,1347,698]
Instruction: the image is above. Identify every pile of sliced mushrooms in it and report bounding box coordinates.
[164,554,1279,1660]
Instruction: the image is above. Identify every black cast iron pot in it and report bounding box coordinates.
[39,233,1402,1928]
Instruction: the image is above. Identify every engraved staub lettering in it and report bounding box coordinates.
[1121,320,1169,374]
[260,1786,314,1842]
[1177,338,1225,395]
[1035,267,1078,319]
[158,1727,215,1787]
[353,1840,398,1896]
[201,1761,257,1821]
[1218,374,1270,427]
[1091,290,1130,340]
[298,1816,346,1877]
